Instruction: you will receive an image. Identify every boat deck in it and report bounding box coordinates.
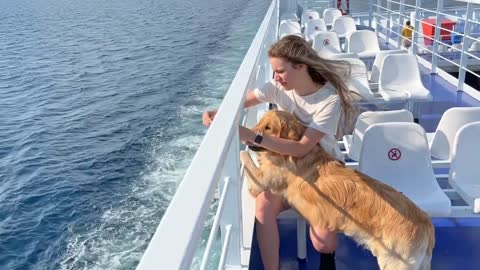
[249,217,480,270]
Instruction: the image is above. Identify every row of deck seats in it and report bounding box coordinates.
[282,8,433,104]
[341,107,480,216]
[343,107,480,165]
[319,34,432,103]
[279,13,356,41]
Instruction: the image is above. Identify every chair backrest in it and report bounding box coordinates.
[448,121,480,205]
[346,30,380,56]
[379,53,422,89]
[332,16,356,37]
[305,19,327,42]
[323,8,342,26]
[370,49,408,83]
[348,110,413,161]
[279,20,301,38]
[359,122,451,217]
[341,58,375,101]
[449,43,463,52]
[469,41,480,52]
[430,107,480,160]
[280,13,299,22]
[312,31,341,57]
[329,52,359,59]
[301,10,320,27]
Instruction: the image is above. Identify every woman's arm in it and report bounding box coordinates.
[203,91,262,126]
[239,126,325,158]
[244,91,262,108]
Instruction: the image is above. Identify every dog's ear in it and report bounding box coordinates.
[287,120,304,141]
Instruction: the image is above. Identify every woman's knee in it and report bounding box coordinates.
[255,192,286,222]
[309,227,337,253]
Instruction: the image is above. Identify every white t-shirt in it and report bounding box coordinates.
[253,80,343,161]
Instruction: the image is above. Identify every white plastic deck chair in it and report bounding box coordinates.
[358,122,452,217]
[346,30,381,58]
[429,107,480,161]
[332,16,356,38]
[329,52,359,59]
[344,110,413,162]
[448,121,480,211]
[449,43,463,52]
[369,49,408,83]
[469,41,480,52]
[312,31,341,58]
[305,19,327,43]
[323,8,342,28]
[301,10,320,28]
[280,13,299,22]
[279,20,301,39]
[378,54,432,102]
[342,58,377,101]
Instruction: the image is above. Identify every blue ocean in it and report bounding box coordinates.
[0,0,270,268]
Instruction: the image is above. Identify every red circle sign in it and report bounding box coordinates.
[388,148,401,161]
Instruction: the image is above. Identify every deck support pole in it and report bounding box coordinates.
[412,0,422,55]
[458,2,474,91]
[431,0,444,74]
[386,0,392,44]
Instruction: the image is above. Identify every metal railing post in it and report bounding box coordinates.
[458,2,474,91]
[397,0,406,46]
[376,0,381,38]
[369,0,373,28]
[431,0,444,74]
[386,0,392,44]
[412,0,422,55]
[221,126,242,268]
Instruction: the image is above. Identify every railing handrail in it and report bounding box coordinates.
[135,1,278,269]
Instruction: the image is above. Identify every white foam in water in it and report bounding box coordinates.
[60,148,190,269]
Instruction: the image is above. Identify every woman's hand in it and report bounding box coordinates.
[239,126,255,145]
[202,110,217,126]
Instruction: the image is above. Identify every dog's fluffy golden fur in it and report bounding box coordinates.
[240,110,435,270]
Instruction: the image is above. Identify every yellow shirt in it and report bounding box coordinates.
[402,25,414,39]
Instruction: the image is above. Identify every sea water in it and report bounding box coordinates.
[0,0,270,268]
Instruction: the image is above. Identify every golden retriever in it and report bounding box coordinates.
[240,110,435,270]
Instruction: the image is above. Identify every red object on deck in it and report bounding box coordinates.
[421,18,456,46]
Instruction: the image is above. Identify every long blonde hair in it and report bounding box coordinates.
[268,35,356,129]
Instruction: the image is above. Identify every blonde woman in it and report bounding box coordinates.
[203,35,355,270]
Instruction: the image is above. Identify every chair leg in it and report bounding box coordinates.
[297,218,307,259]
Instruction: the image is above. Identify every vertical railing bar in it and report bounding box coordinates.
[458,2,474,91]
[431,0,444,74]
[386,0,392,44]
[369,0,373,28]
[397,0,405,46]
[217,224,233,270]
[376,0,381,38]
[200,177,231,270]
[412,0,421,55]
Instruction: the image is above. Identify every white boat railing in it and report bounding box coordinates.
[135,1,279,269]
[366,0,480,99]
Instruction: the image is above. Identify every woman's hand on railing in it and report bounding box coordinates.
[202,110,217,126]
